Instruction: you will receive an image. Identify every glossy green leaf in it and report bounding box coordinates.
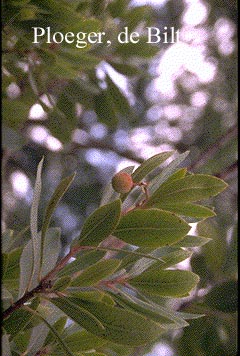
[112,291,187,329]
[106,74,131,116]
[26,307,75,356]
[198,220,227,275]
[18,237,38,298]
[52,297,164,346]
[152,202,216,219]
[52,276,72,292]
[41,227,61,277]
[95,91,118,127]
[44,316,67,346]
[131,151,174,183]
[114,209,190,247]
[68,291,105,303]
[58,250,105,278]
[115,38,159,58]
[3,247,22,280]
[40,173,76,273]
[113,290,189,328]
[2,253,9,279]
[2,287,13,309]
[173,235,212,248]
[108,61,140,76]
[50,297,106,333]
[57,330,106,353]
[147,174,228,206]
[130,269,199,297]
[70,259,121,287]
[3,298,39,339]
[3,98,29,129]
[19,228,61,297]
[148,151,190,196]
[30,157,44,285]
[128,248,192,277]
[27,322,50,355]
[78,200,121,246]
[2,229,14,253]
[205,280,238,313]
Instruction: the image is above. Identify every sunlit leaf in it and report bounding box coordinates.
[51,297,164,346]
[29,157,44,287]
[70,259,121,287]
[40,173,76,274]
[147,174,228,206]
[132,151,174,183]
[130,269,199,297]
[114,209,190,247]
[78,200,121,246]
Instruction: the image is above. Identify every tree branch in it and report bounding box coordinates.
[189,124,238,172]
[215,161,238,180]
[70,141,144,164]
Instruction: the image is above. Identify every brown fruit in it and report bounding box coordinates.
[112,172,134,193]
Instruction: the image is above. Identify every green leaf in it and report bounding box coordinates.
[26,307,75,356]
[148,151,190,196]
[197,220,227,275]
[52,276,72,292]
[115,38,159,58]
[27,321,50,355]
[130,269,200,297]
[108,0,127,17]
[78,200,121,246]
[50,297,106,333]
[153,202,216,219]
[173,235,212,248]
[58,250,105,278]
[68,291,105,303]
[3,247,22,280]
[95,91,118,127]
[18,237,38,298]
[44,316,67,346]
[3,98,29,129]
[147,174,228,206]
[52,297,164,346]
[58,330,106,353]
[161,168,187,183]
[128,248,192,277]
[3,298,39,339]
[2,229,14,253]
[40,173,76,274]
[112,290,189,328]
[205,280,238,313]
[30,157,44,285]
[106,74,131,116]
[2,287,13,308]
[3,247,23,290]
[2,253,9,279]
[131,151,174,183]
[19,228,61,297]
[112,291,187,329]
[41,227,61,277]
[108,61,140,76]
[70,259,121,287]
[114,209,190,247]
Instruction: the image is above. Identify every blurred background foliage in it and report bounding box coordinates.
[2,0,237,355]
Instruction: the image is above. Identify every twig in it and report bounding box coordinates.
[215,161,238,180]
[70,141,144,164]
[189,124,238,172]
